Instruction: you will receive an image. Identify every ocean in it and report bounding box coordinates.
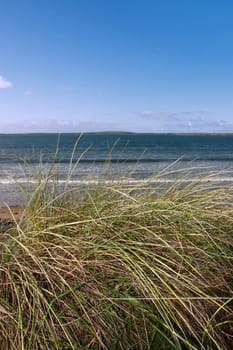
[1,133,233,206]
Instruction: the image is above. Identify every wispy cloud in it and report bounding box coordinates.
[134,110,205,121]
[0,75,12,89]
[132,110,233,132]
[0,119,119,133]
[24,89,32,95]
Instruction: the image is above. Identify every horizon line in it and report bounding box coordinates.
[1,131,233,136]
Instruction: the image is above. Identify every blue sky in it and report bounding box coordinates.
[0,0,233,133]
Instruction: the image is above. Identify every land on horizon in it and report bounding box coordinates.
[1,131,233,136]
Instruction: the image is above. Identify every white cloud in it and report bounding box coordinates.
[0,75,12,89]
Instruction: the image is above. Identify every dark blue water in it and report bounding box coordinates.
[0,133,233,205]
[1,133,233,163]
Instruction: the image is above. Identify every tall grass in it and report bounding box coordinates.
[0,159,233,349]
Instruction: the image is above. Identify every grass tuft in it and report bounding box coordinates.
[0,161,233,349]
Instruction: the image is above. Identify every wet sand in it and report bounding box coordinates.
[0,206,24,232]
[0,206,24,220]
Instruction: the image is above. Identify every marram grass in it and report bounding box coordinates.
[0,164,233,349]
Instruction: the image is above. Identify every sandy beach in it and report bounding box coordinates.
[0,206,23,220]
[0,206,23,232]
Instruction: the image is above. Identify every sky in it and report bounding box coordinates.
[0,0,233,133]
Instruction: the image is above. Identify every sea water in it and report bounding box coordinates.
[0,133,233,205]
